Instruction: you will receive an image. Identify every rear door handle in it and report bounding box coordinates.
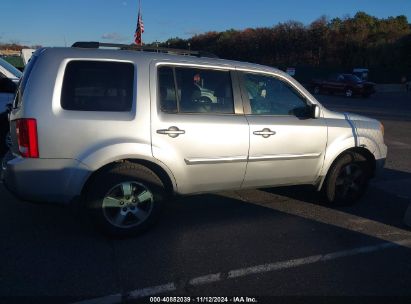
[157,126,185,138]
[253,128,276,138]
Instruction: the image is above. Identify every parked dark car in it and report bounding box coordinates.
[311,73,376,98]
[0,103,11,157]
[0,77,17,157]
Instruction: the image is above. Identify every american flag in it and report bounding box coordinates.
[134,6,144,45]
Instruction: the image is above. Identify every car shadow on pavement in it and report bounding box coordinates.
[1,182,411,298]
[261,168,411,231]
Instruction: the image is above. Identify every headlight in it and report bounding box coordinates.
[380,122,384,137]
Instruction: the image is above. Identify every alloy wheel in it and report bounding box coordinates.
[102,181,154,228]
[335,163,365,202]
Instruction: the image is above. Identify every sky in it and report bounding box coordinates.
[1,0,410,47]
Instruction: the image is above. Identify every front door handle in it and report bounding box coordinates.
[253,128,276,138]
[157,126,185,138]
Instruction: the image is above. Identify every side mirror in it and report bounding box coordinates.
[311,104,321,119]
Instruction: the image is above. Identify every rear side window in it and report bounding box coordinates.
[61,61,134,112]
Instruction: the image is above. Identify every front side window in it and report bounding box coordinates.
[61,61,134,111]
[243,73,310,117]
[343,74,361,83]
[158,66,234,114]
[327,74,340,82]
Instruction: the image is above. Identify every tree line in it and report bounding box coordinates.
[157,12,411,73]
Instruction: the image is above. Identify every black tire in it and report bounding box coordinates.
[86,162,166,237]
[322,152,371,206]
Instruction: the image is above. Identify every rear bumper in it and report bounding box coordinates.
[1,152,91,204]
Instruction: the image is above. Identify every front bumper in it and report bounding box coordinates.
[375,157,386,177]
[1,151,90,204]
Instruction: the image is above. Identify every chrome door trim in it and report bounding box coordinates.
[184,152,321,165]
[248,153,321,162]
[184,156,248,165]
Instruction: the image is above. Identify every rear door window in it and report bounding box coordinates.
[61,61,134,112]
[158,66,234,114]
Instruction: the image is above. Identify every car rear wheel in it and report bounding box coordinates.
[86,163,166,237]
[323,152,371,205]
[345,88,353,98]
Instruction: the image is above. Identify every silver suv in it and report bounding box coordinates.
[1,42,387,236]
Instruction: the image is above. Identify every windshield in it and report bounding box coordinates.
[0,58,23,79]
[343,74,362,83]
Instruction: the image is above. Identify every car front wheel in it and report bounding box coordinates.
[323,152,371,205]
[86,163,166,237]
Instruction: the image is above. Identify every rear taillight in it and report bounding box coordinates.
[15,118,39,158]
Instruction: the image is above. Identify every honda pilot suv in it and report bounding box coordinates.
[1,42,387,236]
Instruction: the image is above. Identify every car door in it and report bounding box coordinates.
[239,71,327,188]
[151,63,249,194]
[335,74,347,93]
[325,74,340,93]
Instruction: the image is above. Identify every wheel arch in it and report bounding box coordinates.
[317,146,376,191]
[81,158,177,198]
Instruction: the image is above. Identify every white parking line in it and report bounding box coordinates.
[128,283,177,298]
[75,294,122,304]
[189,273,221,285]
[74,238,411,304]
[221,190,411,248]
[385,140,411,148]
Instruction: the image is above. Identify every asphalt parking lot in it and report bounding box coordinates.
[1,92,410,303]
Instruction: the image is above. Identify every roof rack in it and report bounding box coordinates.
[71,41,219,58]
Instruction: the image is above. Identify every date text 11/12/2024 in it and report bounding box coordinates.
[149,296,258,303]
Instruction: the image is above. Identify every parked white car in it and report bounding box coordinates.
[21,49,36,66]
